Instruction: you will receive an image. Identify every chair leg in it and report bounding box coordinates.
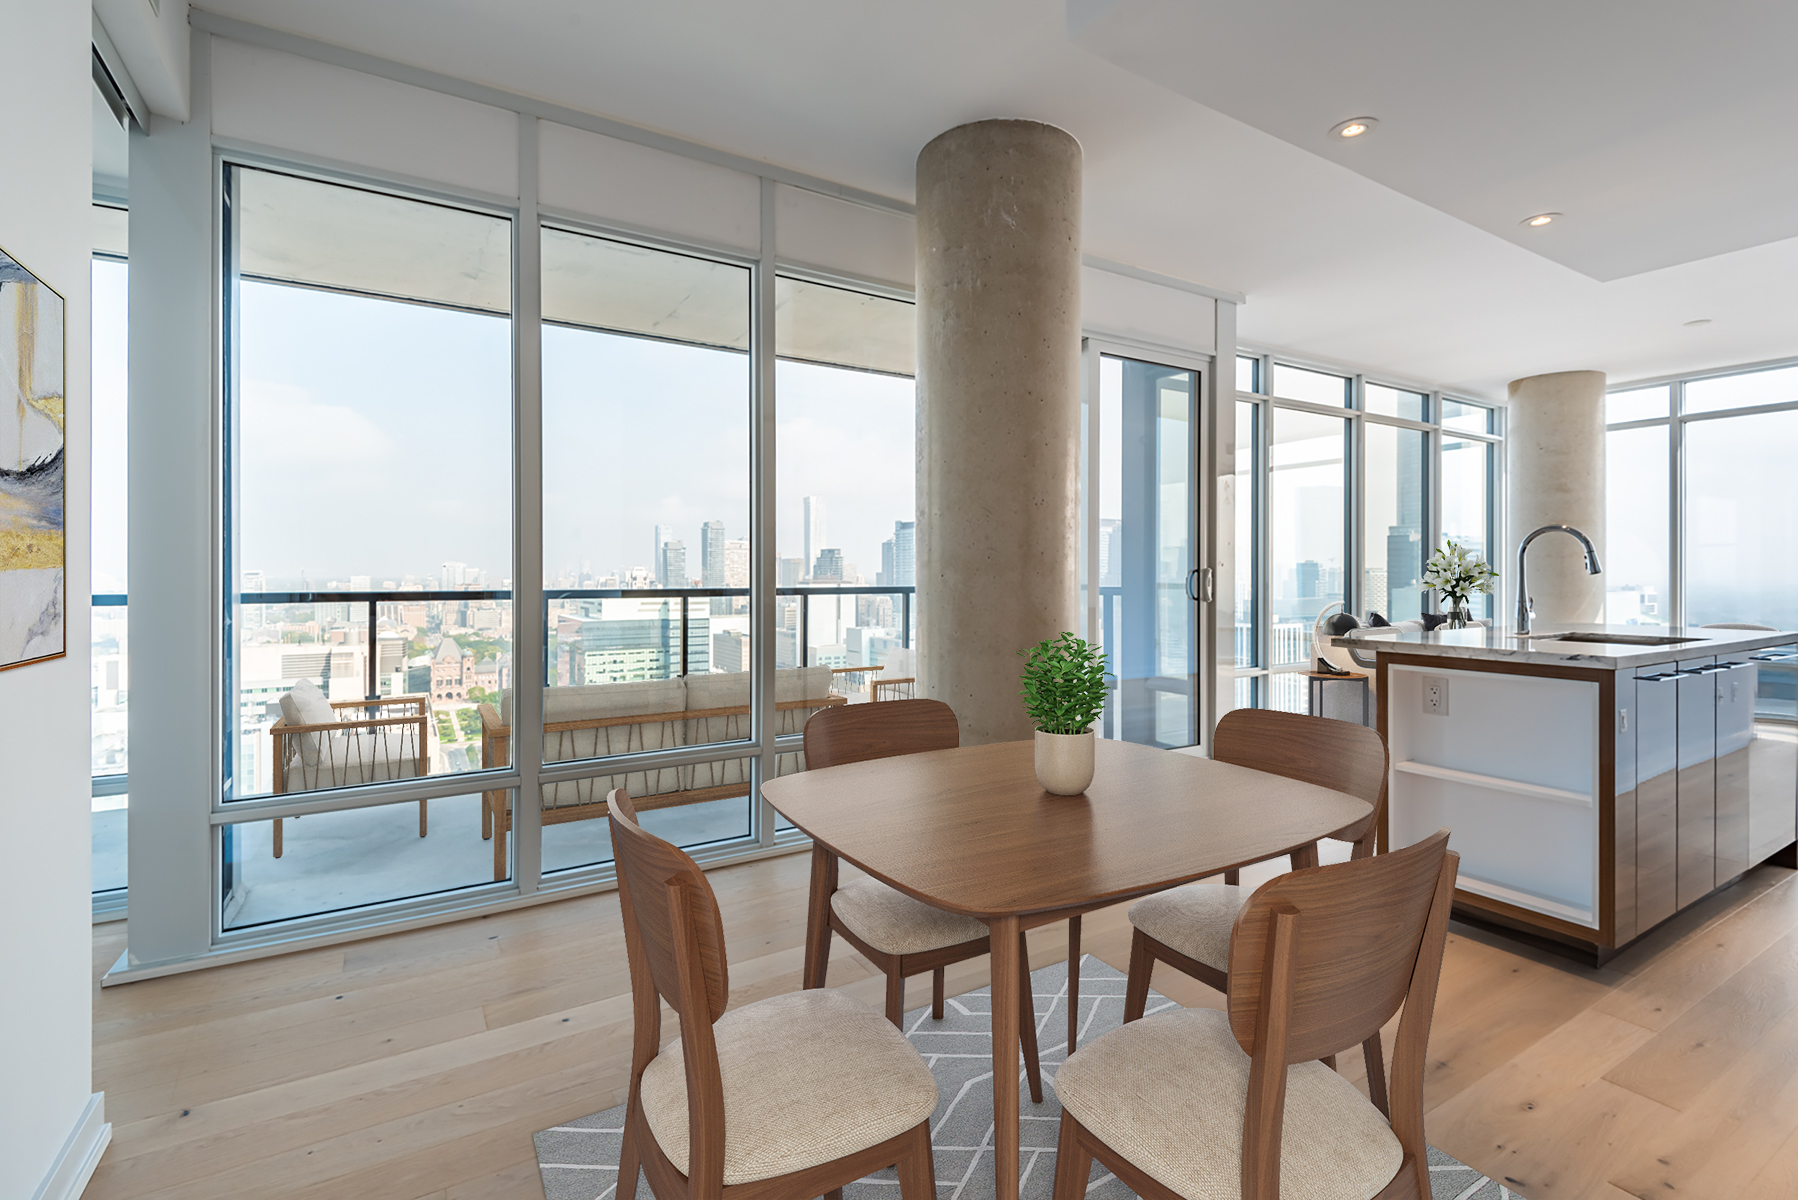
[273,818,283,859]
[1018,932,1044,1104]
[824,1191,843,1200]
[895,1121,936,1200]
[481,793,492,840]
[1223,867,1240,886]
[1123,928,1154,1023]
[418,798,428,838]
[932,967,945,1019]
[1066,914,1082,1053]
[618,1115,641,1200]
[492,800,508,882]
[1322,1053,1338,1070]
[886,968,907,1029]
[1363,1031,1390,1116]
[1052,1112,1093,1200]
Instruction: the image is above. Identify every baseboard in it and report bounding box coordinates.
[31,1093,110,1200]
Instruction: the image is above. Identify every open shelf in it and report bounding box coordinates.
[1393,759,1592,808]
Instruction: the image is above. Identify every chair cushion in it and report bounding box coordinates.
[278,679,338,768]
[1128,883,1247,971]
[639,988,937,1185]
[831,877,989,957]
[1054,1007,1403,1200]
[534,680,687,806]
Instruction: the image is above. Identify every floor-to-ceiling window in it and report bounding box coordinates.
[1233,353,1502,711]
[221,165,515,929]
[91,204,129,905]
[539,227,755,870]
[1608,361,1798,629]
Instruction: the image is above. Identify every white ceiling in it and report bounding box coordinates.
[187,1,1798,401]
[1075,0,1798,284]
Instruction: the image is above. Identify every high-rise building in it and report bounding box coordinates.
[659,540,686,589]
[653,524,674,585]
[724,538,749,588]
[1099,519,1122,587]
[441,561,467,588]
[803,496,826,575]
[892,520,915,587]
[778,557,804,588]
[701,520,728,587]
[812,547,845,580]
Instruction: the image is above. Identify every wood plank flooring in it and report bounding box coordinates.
[87,851,1798,1200]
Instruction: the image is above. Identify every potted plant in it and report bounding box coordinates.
[1018,631,1111,795]
[1422,540,1498,628]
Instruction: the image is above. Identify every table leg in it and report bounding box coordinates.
[1066,914,1081,1054]
[803,845,837,990]
[988,913,1022,1200]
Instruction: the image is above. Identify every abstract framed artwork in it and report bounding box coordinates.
[0,243,65,671]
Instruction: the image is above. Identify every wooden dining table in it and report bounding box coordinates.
[760,736,1372,1200]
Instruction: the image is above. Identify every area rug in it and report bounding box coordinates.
[535,957,1523,1200]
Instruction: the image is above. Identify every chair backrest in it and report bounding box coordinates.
[1227,828,1454,1064]
[608,789,730,1024]
[1212,707,1388,846]
[802,698,959,770]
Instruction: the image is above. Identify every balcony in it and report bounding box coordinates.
[92,583,915,929]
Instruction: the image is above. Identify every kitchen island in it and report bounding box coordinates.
[1337,623,1798,960]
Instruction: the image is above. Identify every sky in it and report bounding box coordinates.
[210,278,915,590]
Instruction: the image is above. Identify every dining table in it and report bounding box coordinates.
[760,736,1373,1200]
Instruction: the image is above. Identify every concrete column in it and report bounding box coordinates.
[1505,369,1607,625]
[915,120,1082,745]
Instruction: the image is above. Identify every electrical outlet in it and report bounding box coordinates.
[1618,707,1630,733]
[1421,675,1449,716]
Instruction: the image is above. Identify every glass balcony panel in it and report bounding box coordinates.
[220,791,501,931]
[1684,364,1798,416]
[1685,408,1798,628]
[1271,363,1350,408]
[1268,408,1347,664]
[1605,425,1670,626]
[541,229,754,762]
[1235,400,1258,669]
[1363,423,1428,622]
[1440,435,1494,619]
[92,795,127,894]
[1608,385,1671,424]
[227,166,514,802]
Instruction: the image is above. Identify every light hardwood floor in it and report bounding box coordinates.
[88,851,1798,1200]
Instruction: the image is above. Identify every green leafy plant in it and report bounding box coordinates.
[1018,632,1112,735]
[1422,540,1498,609]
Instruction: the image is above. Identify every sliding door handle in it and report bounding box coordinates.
[1187,567,1215,604]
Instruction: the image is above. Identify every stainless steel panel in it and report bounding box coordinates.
[1714,661,1755,882]
[1613,672,1638,945]
[1749,647,1798,864]
[1677,655,1718,909]
[1635,664,1680,930]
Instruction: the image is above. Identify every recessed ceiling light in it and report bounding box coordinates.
[1330,117,1378,139]
[1522,212,1561,227]
[1684,318,1712,327]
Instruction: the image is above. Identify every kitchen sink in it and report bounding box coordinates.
[1530,632,1706,646]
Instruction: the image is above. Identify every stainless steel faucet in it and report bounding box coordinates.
[1515,524,1603,634]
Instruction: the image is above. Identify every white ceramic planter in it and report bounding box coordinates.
[1035,729,1096,796]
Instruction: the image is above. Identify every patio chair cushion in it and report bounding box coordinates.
[1128,883,1246,972]
[502,679,687,809]
[1054,1007,1403,1200]
[687,668,836,791]
[639,988,937,1184]
[278,679,337,769]
[830,876,989,956]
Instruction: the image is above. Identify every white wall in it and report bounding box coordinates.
[0,0,101,1195]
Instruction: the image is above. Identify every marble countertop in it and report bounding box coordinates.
[1331,622,1797,671]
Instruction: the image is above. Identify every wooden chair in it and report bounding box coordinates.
[609,788,939,1200]
[1053,829,1458,1200]
[1124,709,1389,1090]
[800,699,1048,1101]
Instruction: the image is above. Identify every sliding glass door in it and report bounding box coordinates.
[1092,350,1202,749]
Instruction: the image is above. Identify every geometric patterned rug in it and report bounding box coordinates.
[534,956,1524,1200]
